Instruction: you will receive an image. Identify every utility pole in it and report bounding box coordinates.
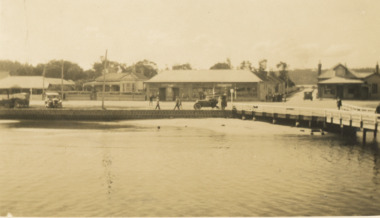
[102,50,108,110]
[42,65,46,98]
[61,60,64,100]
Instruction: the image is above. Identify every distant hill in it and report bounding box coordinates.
[288,69,318,85]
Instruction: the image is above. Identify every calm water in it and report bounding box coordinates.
[0,119,379,217]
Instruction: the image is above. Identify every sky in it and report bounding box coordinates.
[1,0,380,71]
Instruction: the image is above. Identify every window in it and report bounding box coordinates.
[372,84,378,94]
[348,88,355,94]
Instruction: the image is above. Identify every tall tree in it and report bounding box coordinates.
[258,59,267,72]
[172,63,192,70]
[276,61,295,87]
[239,60,252,70]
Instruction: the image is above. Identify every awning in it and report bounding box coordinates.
[318,77,363,84]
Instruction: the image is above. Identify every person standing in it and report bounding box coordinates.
[155,97,160,110]
[376,103,380,114]
[221,94,227,110]
[337,97,342,110]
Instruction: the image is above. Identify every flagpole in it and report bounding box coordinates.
[102,50,108,110]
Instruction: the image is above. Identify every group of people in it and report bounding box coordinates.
[266,93,284,102]
[148,95,182,110]
[148,93,228,110]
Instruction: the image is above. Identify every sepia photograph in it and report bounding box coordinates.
[1,0,380,217]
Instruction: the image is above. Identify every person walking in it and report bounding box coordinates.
[173,97,181,110]
[337,97,342,110]
[155,97,160,110]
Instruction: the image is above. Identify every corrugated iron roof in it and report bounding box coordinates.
[145,70,262,83]
[350,71,374,79]
[318,77,363,84]
[95,72,148,82]
[0,76,75,89]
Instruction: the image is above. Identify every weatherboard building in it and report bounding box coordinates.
[317,63,380,100]
[144,69,264,101]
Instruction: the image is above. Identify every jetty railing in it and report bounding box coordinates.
[233,103,380,130]
[341,103,375,113]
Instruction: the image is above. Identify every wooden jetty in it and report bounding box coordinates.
[0,103,379,142]
[233,104,380,140]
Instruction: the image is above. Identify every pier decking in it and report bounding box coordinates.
[233,104,380,140]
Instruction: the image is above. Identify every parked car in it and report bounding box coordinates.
[45,92,62,108]
[193,97,219,110]
[304,91,313,101]
[0,93,30,108]
[11,93,30,108]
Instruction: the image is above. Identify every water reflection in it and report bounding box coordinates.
[102,147,114,197]
[0,120,150,131]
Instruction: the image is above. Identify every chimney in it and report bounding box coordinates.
[376,62,379,74]
[318,61,322,76]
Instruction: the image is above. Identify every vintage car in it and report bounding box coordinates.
[11,93,30,108]
[303,91,313,101]
[45,92,63,108]
[0,93,30,108]
[193,97,219,110]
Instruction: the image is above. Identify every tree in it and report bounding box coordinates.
[239,60,252,70]
[0,60,24,75]
[258,59,267,72]
[210,62,231,70]
[92,60,121,77]
[131,60,158,78]
[276,61,295,87]
[43,60,85,81]
[210,58,233,70]
[172,63,192,70]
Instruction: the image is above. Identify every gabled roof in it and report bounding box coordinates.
[318,69,336,79]
[318,77,363,84]
[95,72,148,82]
[145,70,262,83]
[0,76,74,89]
[318,63,375,80]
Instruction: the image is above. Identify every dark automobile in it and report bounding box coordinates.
[0,93,30,108]
[193,97,219,110]
[45,92,63,108]
[304,91,313,101]
[12,93,30,108]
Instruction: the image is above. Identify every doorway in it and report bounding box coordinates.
[337,86,344,99]
[172,88,179,101]
[159,88,166,101]
[361,87,369,99]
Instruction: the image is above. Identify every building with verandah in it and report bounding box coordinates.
[144,69,263,101]
[317,62,380,99]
